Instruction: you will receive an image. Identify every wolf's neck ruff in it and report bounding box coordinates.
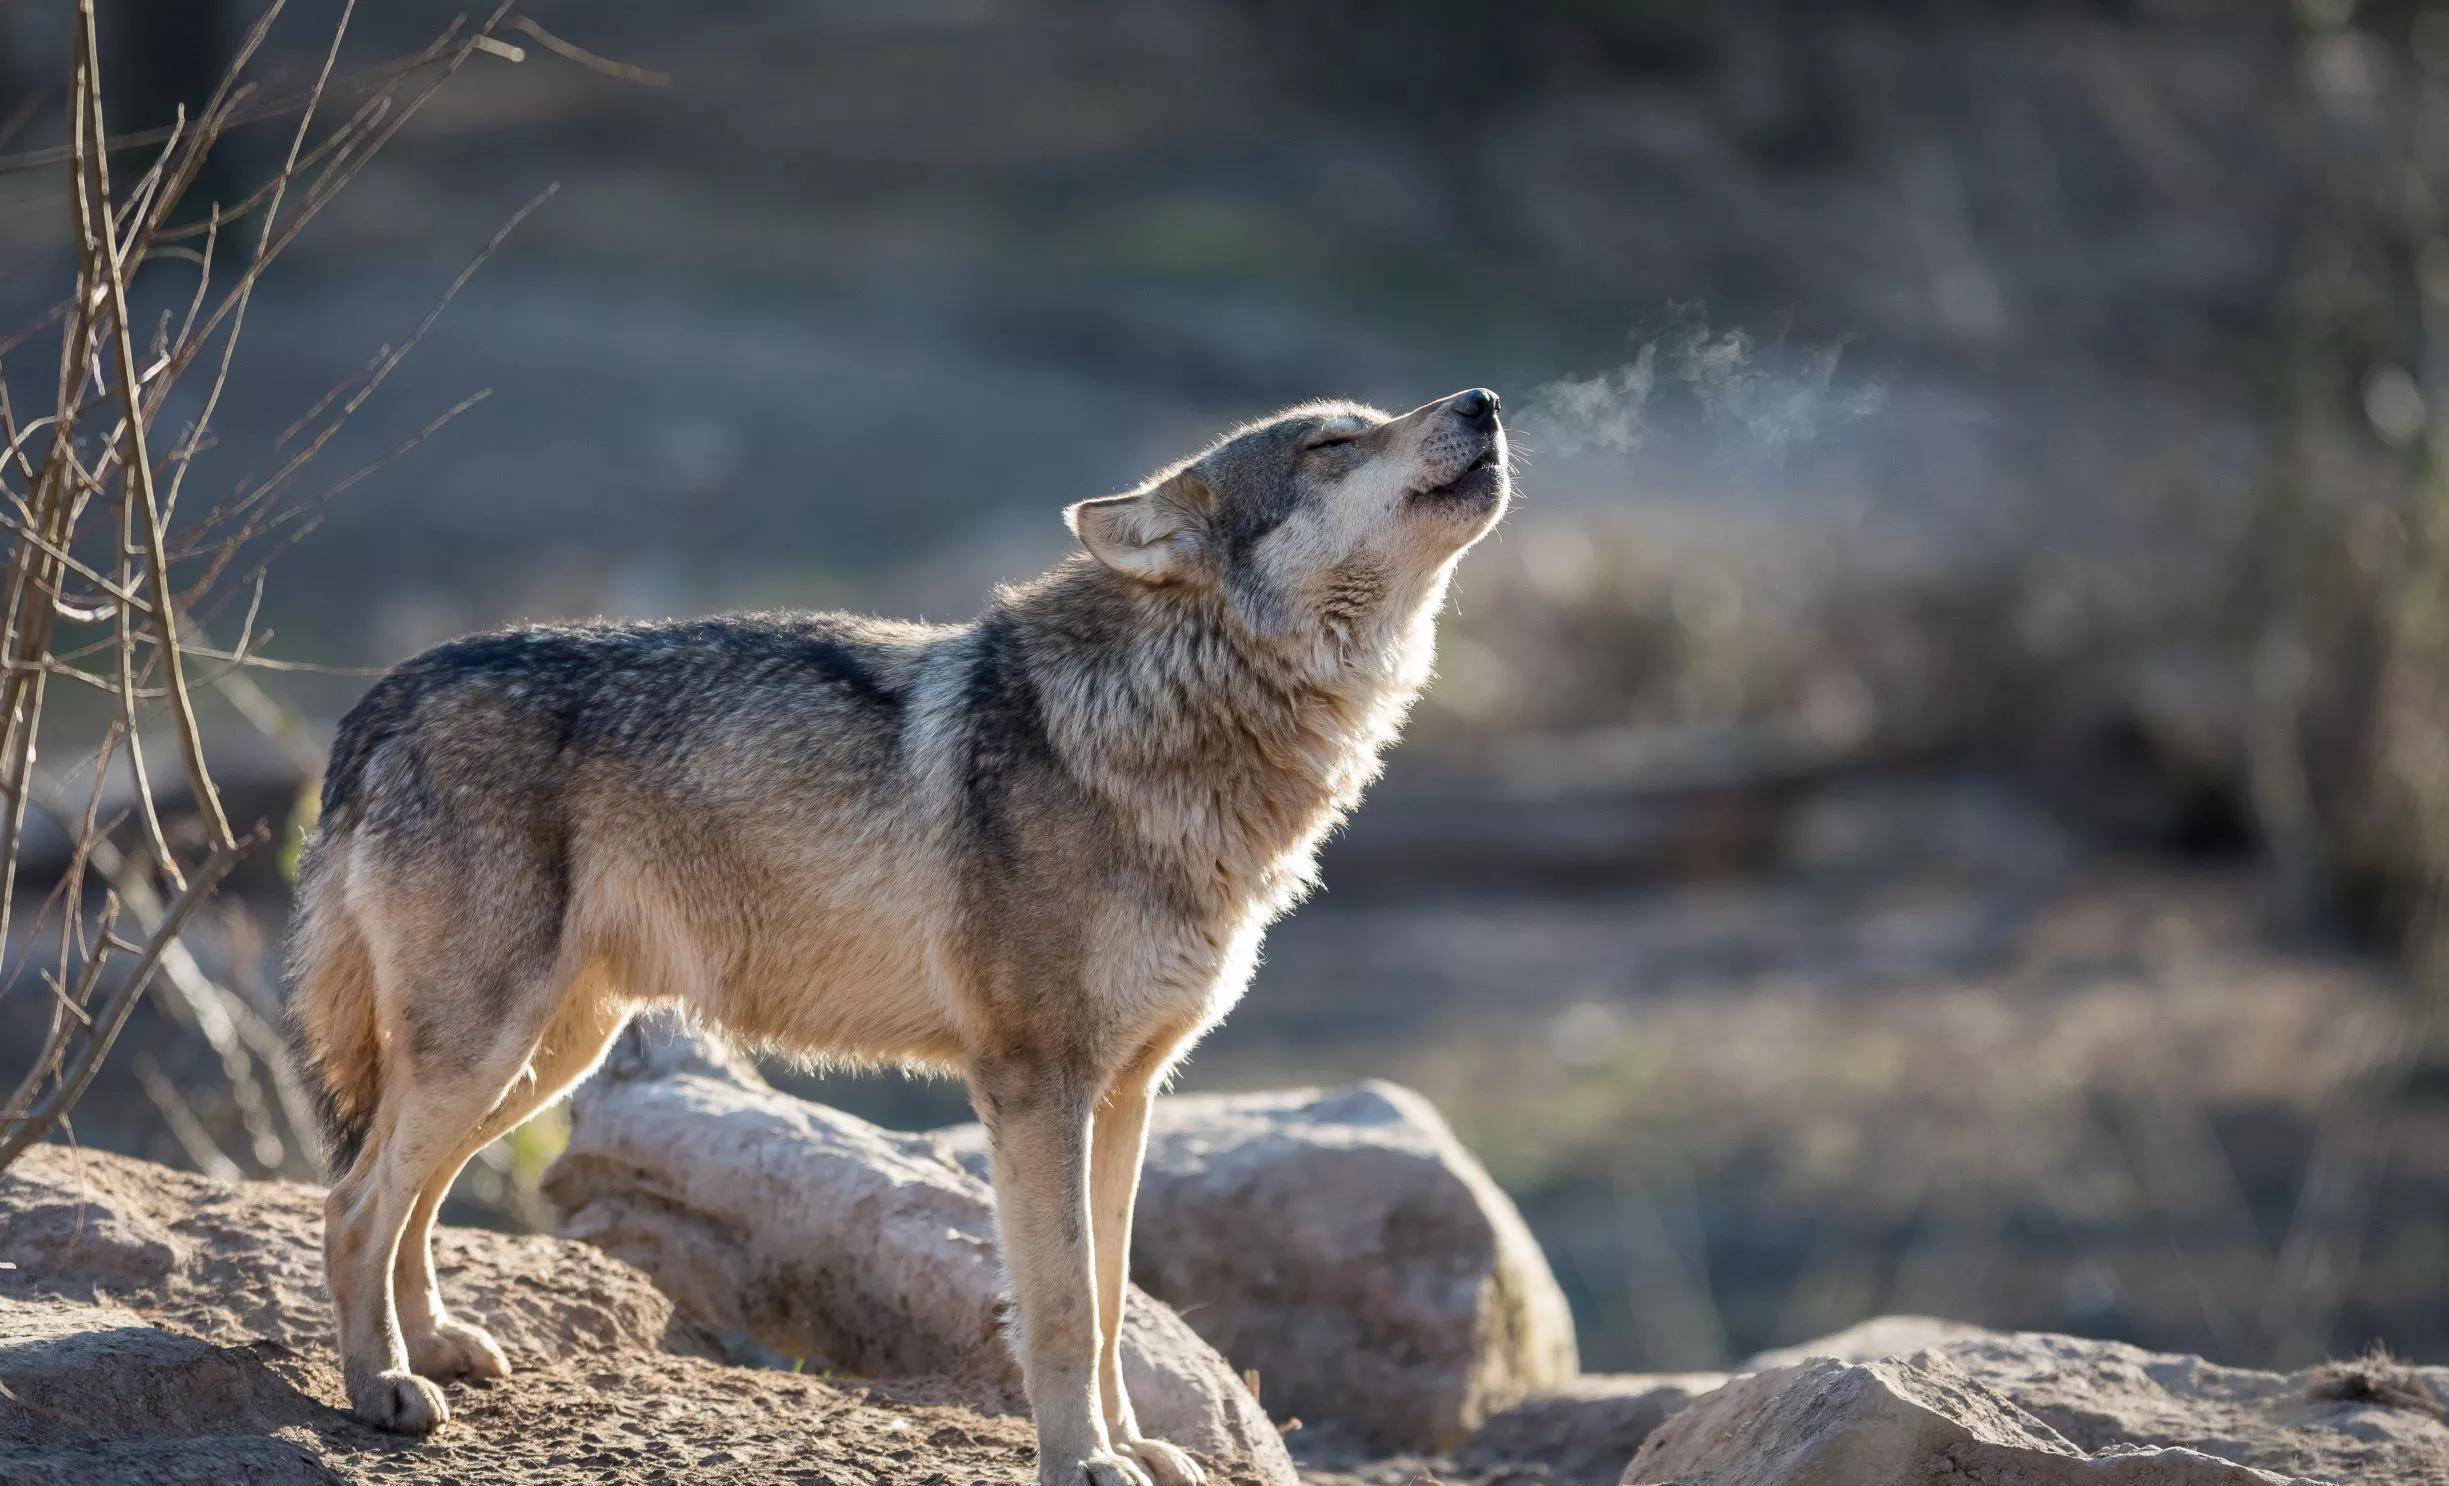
[1000,554,1441,922]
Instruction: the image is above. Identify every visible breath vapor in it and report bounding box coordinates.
[1525,309,1887,461]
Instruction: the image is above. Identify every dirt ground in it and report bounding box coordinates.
[0,1145,1286,1486]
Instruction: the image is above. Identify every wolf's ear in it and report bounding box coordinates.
[1065,469,1214,585]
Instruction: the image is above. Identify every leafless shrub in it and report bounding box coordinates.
[0,1,536,1173]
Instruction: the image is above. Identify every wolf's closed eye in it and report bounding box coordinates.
[1303,435,1356,453]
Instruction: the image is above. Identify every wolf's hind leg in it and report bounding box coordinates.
[327,1052,530,1432]
[327,922,575,1432]
[396,980,631,1383]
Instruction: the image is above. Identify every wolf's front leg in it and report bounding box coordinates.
[972,1055,1153,1486]
[1090,1071,1205,1486]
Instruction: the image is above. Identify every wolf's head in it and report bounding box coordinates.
[1065,389,1509,645]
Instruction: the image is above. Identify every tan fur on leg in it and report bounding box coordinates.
[328,1075,511,1433]
[395,985,631,1382]
[395,1164,510,1383]
[975,1056,1153,1486]
[1090,1068,1205,1486]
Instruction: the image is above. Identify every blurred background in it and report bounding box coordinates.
[3,0,2446,1378]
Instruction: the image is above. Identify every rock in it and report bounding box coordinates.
[1935,1330,2449,1486]
[0,1293,347,1483]
[939,1080,1579,1453]
[1,1171,188,1294]
[0,1296,323,1446]
[544,1026,1299,1486]
[1623,1351,2306,1486]
[1454,1372,1730,1486]
[1680,1318,2449,1486]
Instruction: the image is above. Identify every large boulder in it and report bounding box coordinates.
[542,1028,1300,1486]
[1635,1320,2449,1486]
[939,1080,1580,1453]
[1625,1352,2305,1486]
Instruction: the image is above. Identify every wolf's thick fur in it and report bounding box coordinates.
[286,390,1510,1486]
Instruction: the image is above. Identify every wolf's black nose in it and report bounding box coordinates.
[1451,388,1499,424]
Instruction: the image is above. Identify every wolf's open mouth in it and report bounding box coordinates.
[1414,448,1502,501]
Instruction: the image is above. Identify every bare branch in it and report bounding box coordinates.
[0,0,510,1180]
[510,17,672,87]
[77,0,234,852]
[0,833,257,1169]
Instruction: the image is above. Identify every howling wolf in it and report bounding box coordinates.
[287,389,1511,1485]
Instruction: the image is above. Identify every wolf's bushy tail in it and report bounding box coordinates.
[284,834,381,1180]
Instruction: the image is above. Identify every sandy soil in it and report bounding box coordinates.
[0,1145,1281,1486]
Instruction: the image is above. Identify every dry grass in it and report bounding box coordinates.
[2303,1346,2447,1420]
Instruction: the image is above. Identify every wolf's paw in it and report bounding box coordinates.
[1041,1451,1155,1486]
[407,1317,510,1381]
[351,1370,450,1433]
[1119,1437,1207,1486]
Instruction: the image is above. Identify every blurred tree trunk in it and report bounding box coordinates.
[2254,9,2449,990]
